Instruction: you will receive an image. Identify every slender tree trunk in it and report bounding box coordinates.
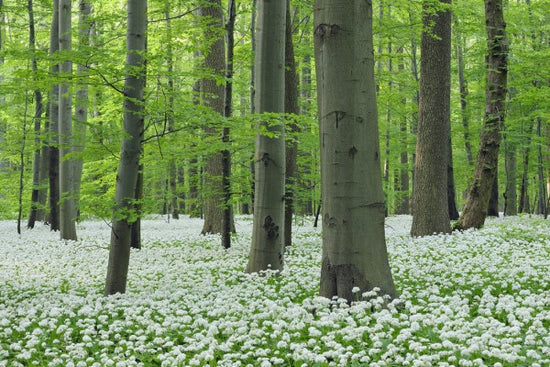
[105,0,147,295]
[37,119,50,221]
[284,0,299,248]
[27,0,44,229]
[409,10,420,196]
[395,48,409,215]
[130,163,143,250]
[73,0,91,221]
[518,120,533,214]
[315,0,397,303]
[200,0,228,235]
[49,0,60,232]
[487,169,499,216]
[448,137,459,220]
[411,0,452,236]
[536,118,547,215]
[455,0,508,230]
[0,0,5,175]
[456,22,474,167]
[503,126,517,215]
[246,0,286,273]
[221,0,236,249]
[18,93,30,235]
[59,0,77,240]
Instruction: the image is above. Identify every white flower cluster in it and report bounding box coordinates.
[0,215,548,366]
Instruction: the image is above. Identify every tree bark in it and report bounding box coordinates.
[48,0,60,232]
[27,0,45,229]
[105,0,147,295]
[448,137,459,220]
[503,127,517,216]
[246,0,286,273]
[200,0,229,235]
[536,118,547,216]
[73,0,91,222]
[59,0,77,240]
[518,120,533,214]
[315,0,397,302]
[284,0,299,248]
[411,0,452,236]
[487,169,499,216]
[455,0,508,230]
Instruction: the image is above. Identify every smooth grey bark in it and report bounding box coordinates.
[73,0,92,221]
[27,0,45,229]
[105,0,147,295]
[284,0,299,248]
[246,0,286,273]
[58,0,77,240]
[455,0,508,230]
[411,0,452,236]
[315,0,397,302]
[49,0,60,231]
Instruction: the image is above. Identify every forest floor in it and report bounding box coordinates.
[0,214,549,366]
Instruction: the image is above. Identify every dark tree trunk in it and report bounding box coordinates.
[447,137,459,220]
[518,120,533,214]
[503,125,517,216]
[411,0,452,236]
[284,0,299,247]
[48,0,60,232]
[455,0,508,230]
[488,169,499,216]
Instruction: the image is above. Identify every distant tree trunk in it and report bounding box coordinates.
[221,0,236,249]
[27,0,45,229]
[48,0,60,232]
[536,118,547,216]
[105,0,147,295]
[411,0,452,237]
[503,127,517,216]
[455,0,508,230]
[200,0,229,235]
[246,0,286,273]
[456,22,474,167]
[518,120,533,214]
[487,169,499,216]
[37,120,50,221]
[315,0,397,303]
[0,0,5,175]
[74,0,91,221]
[383,14,392,216]
[395,48,409,215]
[409,10,420,196]
[59,0,77,240]
[448,137,459,220]
[130,163,143,250]
[165,4,179,220]
[284,0,299,248]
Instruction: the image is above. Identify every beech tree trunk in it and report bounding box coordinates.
[411,0,452,236]
[200,0,229,235]
[488,169,499,216]
[105,0,147,295]
[315,0,397,302]
[48,0,60,232]
[27,0,44,229]
[284,0,299,248]
[455,0,508,230]
[246,0,286,273]
[58,0,77,240]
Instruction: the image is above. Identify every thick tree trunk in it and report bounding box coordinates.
[59,0,77,240]
[200,0,229,235]
[73,0,91,222]
[284,0,299,248]
[315,0,397,302]
[455,0,508,230]
[27,0,44,229]
[411,0,452,236]
[48,0,60,232]
[246,0,286,273]
[105,0,147,295]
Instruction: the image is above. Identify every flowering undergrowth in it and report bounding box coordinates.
[0,215,548,366]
